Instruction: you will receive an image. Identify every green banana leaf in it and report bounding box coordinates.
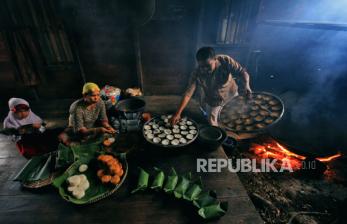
[173,174,191,199]
[14,153,52,182]
[163,167,178,193]
[131,167,150,194]
[52,152,127,204]
[183,183,202,201]
[193,191,218,208]
[150,167,165,191]
[198,201,228,219]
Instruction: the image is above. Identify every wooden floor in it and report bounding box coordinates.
[0,96,263,224]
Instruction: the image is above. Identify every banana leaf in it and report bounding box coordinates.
[150,167,165,191]
[193,191,218,208]
[55,144,74,169]
[173,173,191,199]
[52,152,127,204]
[163,167,178,193]
[131,167,150,194]
[198,201,228,219]
[14,153,52,182]
[183,183,202,201]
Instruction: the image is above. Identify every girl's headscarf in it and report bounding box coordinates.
[3,98,42,129]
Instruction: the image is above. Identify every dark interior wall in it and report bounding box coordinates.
[55,0,138,91]
[138,0,200,95]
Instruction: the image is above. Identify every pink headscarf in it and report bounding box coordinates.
[3,98,42,129]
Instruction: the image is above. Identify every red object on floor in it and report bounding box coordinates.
[15,129,62,159]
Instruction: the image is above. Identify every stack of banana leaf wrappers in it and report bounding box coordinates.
[13,139,227,220]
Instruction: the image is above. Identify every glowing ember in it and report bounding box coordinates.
[316,152,342,162]
[250,139,342,171]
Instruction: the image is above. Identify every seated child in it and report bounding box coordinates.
[3,98,42,130]
[3,98,60,159]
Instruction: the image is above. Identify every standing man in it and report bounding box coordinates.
[171,47,252,126]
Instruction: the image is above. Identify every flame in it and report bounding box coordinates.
[316,152,342,162]
[250,139,342,171]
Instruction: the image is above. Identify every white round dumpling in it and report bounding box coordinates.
[171,139,180,145]
[181,131,188,135]
[180,125,187,130]
[158,133,166,138]
[145,130,153,135]
[186,134,194,140]
[164,129,172,134]
[152,124,159,129]
[108,137,115,143]
[72,189,85,199]
[161,139,169,145]
[174,134,182,139]
[79,180,90,190]
[173,125,179,129]
[189,126,196,130]
[144,125,151,130]
[179,121,186,126]
[166,134,174,140]
[67,175,81,186]
[153,129,161,134]
[159,126,165,131]
[148,122,154,126]
[186,121,193,125]
[189,129,197,135]
[181,117,187,121]
[147,133,154,139]
[164,118,169,123]
[167,115,173,119]
[68,186,76,192]
[153,137,161,143]
[173,129,180,133]
[179,138,187,144]
[78,164,88,173]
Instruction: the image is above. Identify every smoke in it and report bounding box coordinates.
[252,0,347,150]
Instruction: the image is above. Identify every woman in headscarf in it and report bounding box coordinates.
[59,82,116,145]
[3,97,43,130]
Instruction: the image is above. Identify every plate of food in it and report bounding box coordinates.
[143,115,199,148]
[218,92,284,133]
[52,150,127,204]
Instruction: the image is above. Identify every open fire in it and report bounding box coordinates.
[250,137,342,171]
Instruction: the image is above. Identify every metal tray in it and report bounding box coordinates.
[142,116,199,148]
[218,92,285,133]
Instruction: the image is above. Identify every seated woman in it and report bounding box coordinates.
[60,82,116,145]
[3,98,60,159]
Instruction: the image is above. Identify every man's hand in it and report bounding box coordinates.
[170,113,181,125]
[244,85,252,98]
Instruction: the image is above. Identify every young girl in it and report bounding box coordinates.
[3,98,60,159]
[3,97,43,130]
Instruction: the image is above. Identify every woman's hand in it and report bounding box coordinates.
[99,127,116,134]
[105,126,116,134]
